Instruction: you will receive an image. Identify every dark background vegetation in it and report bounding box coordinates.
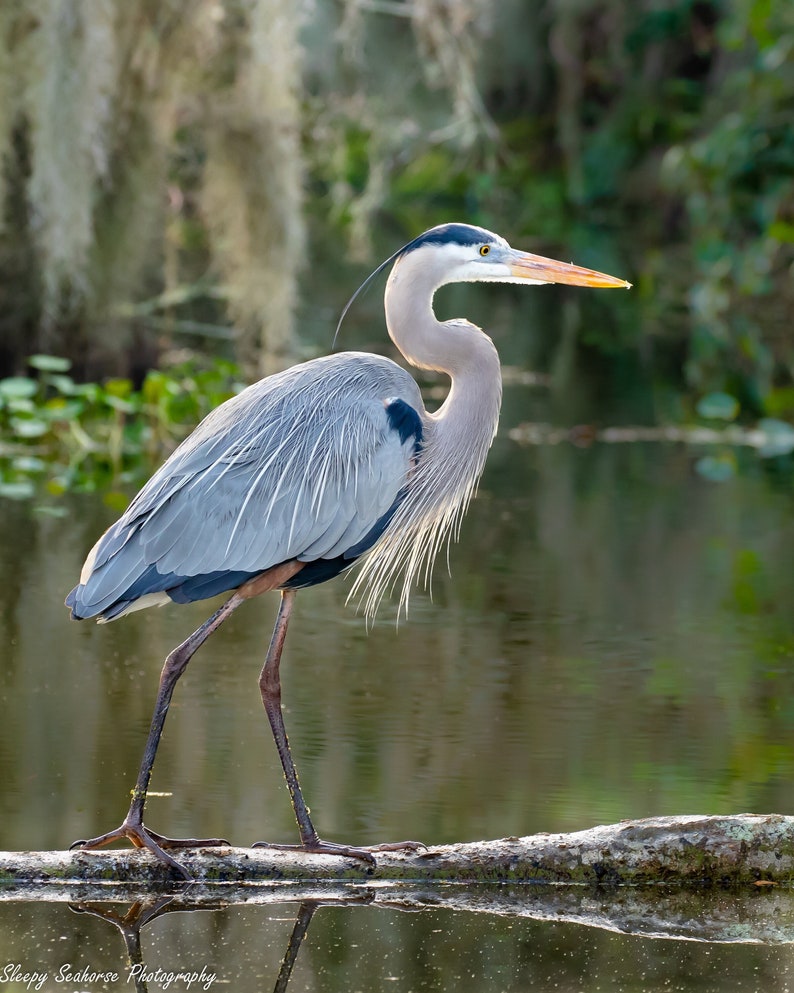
[0,0,792,485]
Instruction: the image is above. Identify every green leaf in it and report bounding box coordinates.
[47,374,77,395]
[0,377,38,400]
[43,399,84,420]
[10,417,49,438]
[28,354,72,372]
[11,456,47,473]
[45,479,68,496]
[103,395,137,413]
[6,398,35,414]
[104,378,133,398]
[696,392,740,421]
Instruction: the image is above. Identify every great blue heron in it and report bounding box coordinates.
[66,222,629,878]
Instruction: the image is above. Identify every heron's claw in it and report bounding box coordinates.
[71,821,230,881]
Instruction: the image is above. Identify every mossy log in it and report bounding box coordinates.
[2,814,793,889]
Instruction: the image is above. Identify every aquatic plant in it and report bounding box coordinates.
[0,353,244,500]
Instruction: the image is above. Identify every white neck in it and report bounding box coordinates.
[351,248,504,617]
[384,251,502,436]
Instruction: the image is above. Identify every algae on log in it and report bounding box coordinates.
[1,815,793,887]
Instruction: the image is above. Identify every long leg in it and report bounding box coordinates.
[254,591,425,862]
[71,591,246,879]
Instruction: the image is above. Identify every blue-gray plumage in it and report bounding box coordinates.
[66,354,423,621]
[66,222,629,879]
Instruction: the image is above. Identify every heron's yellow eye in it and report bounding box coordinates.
[479,245,490,257]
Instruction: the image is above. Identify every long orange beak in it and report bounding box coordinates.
[510,250,631,289]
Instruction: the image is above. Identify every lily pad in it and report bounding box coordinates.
[28,354,72,373]
[696,392,740,421]
[0,377,38,400]
[10,417,49,438]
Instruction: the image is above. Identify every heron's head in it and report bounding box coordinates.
[397,223,631,290]
[335,222,630,345]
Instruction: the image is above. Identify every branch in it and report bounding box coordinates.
[2,814,792,889]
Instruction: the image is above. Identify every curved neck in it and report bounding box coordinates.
[384,254,502,431]
[350,248,505,618]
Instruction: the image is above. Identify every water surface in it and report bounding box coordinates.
[2,393,794,988]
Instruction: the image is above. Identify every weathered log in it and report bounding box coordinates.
[1,814,793,888]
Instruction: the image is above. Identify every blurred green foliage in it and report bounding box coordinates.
[0,355,244,501]
[1,0,793,484]
[310,0,794,425]
[661,0,794,414]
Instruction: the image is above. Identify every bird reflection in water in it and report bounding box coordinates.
[69,896,362,993]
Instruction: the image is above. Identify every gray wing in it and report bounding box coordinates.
[68,353,424,619]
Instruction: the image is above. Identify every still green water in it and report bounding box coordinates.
[2,401,794,989]
[1,897,794,992]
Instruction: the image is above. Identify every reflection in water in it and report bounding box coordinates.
[70,897,184,993]
[0,887,792,993]
[272,903,317,993]
[68,896,376,993]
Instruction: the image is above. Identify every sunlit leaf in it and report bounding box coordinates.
[103,395,137,413]
[44,399,84,420]
[47,374,77,395]
[72,383,101,401]
[11,456,47,473]
[142,371,167,404]
[696,392,740,421]
[6,398,36,414]
[104,378,133,398]
[10,417,49,438]
[28,354,72,372]
[0,377,37,400]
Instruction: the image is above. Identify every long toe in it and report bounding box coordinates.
[252,839,377,865]
[70,827,134,851]
[145,829,230,850]
[365,840,427,852]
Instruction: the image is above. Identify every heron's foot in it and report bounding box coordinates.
[71,819,230,881]
[252,837,426,865]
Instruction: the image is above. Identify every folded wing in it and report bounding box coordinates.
[66,353,424,621]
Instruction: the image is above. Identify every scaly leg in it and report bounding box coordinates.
[253,590,424,863]
[71,592,245,879]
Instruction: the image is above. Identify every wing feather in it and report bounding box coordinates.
[69,353,424,619]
